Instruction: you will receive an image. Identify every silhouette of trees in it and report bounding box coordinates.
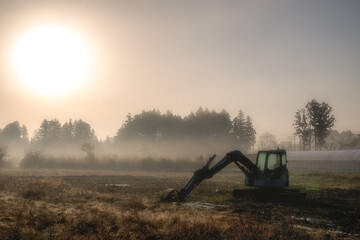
[306,100,335,150]
[0,145,6,167]
[116,110,186,141]
[232,111,256,152]
[116,108,234,141]
[33,119,96,144]
[115,108,256,152]
[20,125,28,141]
[61,119,75,142]
[245,116,256,151]
[184,108,232,139]
[33,119,62,144]
[0,121,21,141]
[294,99,335,150]
[81,142,95,161]
[0,121,28,143]
[116,110,173,141]
[0,108,256,154]
[162,111,185,139]
[326,130,360,150]
[294,109,312,150]
[74,119,96,142]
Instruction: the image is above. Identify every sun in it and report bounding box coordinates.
[11,25,92,95]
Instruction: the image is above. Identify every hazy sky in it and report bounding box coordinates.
[1,0,359,141]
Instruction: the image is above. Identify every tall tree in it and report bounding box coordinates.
[306,99,335,150]
[33,119,62,144]
[245,116,256,152]
[0,145,6,167]
[20,125,28,142]
[232,111,246,138]
[185,108,232,138]
[74,119,96,142]
[61,119,75,142]
[116,113,135,140]
[232,111,256,152]
[0,121,21,142]
[33,120,49,143]
[293,108,312,150]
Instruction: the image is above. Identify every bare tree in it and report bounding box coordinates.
[258,133,278,150]
[81,143,95,161]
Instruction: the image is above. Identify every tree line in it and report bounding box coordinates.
[0,108,257,153]
[32,119,96,144]
[0,121,28,143]
[1,102,359,158]
[0,119,96,145]
[115,108,256,152]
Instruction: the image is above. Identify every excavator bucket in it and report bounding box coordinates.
[160,188,179,202]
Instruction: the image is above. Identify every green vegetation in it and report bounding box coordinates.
[290,171,360,190]
[0,170,359,239]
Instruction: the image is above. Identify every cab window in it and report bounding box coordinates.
[281,154,287,165]
[267,153,281,171]
[256,153,266,172]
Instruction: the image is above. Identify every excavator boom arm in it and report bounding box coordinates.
[171,150,256,201]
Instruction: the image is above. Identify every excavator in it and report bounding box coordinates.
[161,149,304,202]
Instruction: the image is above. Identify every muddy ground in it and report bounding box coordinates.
[0,169,359,239]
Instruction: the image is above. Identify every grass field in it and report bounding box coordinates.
[0,169,359,239]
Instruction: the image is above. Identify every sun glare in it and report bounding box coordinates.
[11,25,92,95]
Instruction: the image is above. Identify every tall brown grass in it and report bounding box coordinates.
[0,176,337,239]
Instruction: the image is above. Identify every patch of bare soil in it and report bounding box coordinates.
[0,171,358,239]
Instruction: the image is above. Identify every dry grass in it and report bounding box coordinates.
[0,171,359,239]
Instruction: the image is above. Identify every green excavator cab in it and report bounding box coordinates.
[246,149,289,187]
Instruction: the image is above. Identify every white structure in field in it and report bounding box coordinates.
[287,150,360,172]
